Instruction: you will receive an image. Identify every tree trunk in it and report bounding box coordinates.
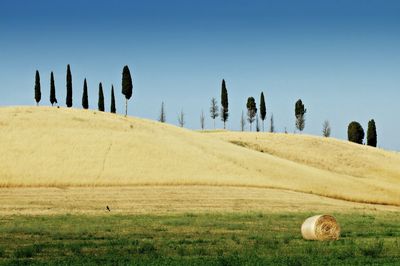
[125,98,128,117]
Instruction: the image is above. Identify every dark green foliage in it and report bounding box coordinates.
[98,83,104,112]
[122,65,133,116]
[270,113,275,133]
[82,79,89,109]
[50,72,57,106]
[246,97,257,131]
[295,99,306,132]
[159,102,166,123]
[260,92,266,131]
[220,79,229,129]
[66,64,73,107]
[210,97,219,129]
[34,70,41,106]
[256,115,260,132]
[367,119,377,147]
[200,110,205,130]
[348,121,365,144]
[110,85,116,113]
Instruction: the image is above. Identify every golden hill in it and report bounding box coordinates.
[0,106,399,207]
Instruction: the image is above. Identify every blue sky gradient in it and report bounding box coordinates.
[0,0,399,150]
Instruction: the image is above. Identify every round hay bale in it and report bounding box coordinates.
[301,214,340,240]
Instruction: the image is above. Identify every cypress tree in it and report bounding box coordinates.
[295,99,307,132]
[246,97,257,131]
[367,119,377,147]
[220,79,229,129]
[260,92,266,131]
[270,113,275,133]
[122,65,133,116]
[34,70,41,106]
[98,82,104,112]
[159,102,166,122]
[50,72,57,106]
[348,121,364,144]
[110,85,116,113]
[82,79,89,109]
[66,64,73,107]
[200,110,205,130]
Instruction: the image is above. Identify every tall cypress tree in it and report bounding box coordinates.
[82,78,89,109]
[50,72,57,106]
[270,113,275,133]
[122,65,133,116]
[295,99,307,132]
[159,102,166,122]
[110,85,116,113]
[34,70,41,106]
[246,97,257,131]
[220,79,229,129]
[66,64,73,107]
[260,92,266,131]
[98,82,104,112]
[367,119,377,147]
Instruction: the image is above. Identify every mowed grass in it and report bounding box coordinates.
[0,212,399,265]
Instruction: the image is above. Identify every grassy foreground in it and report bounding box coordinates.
[0,212,399,265]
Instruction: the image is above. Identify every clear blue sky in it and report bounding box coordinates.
[0,0,399,150]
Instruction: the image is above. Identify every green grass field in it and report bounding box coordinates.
[1,212,399,265]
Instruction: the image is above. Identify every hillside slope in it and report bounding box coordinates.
[0,107,399,206]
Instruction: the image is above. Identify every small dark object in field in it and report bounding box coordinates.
[106,206,111,212]
[57,106,60,109]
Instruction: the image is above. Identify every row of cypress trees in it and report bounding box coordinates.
[35,66,378,147]
[34,65,132,115]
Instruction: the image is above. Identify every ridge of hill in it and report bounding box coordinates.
[0,106,399,206]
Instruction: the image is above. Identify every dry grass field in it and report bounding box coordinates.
[1,107,400,265]
[0,106,400,210]
[2,186,399,216]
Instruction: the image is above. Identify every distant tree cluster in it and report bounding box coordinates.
[33,65,133,115]
[347,119,377,147]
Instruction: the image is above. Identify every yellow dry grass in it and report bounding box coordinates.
[0,106,399,207]
[1,186,399,216]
